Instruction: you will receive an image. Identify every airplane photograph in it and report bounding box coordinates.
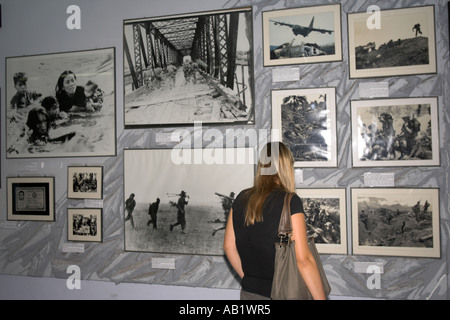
[270,17,333,37]
[263,4,342,66]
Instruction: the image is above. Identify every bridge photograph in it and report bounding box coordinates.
[123,7,254,127]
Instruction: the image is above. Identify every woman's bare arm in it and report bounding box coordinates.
[291,213,326,300]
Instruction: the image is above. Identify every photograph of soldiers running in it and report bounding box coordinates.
[123,148,254,255]
[352,188,440,258]
[351,97,440,167]
[211,192,235,236]
[123,7,254,127]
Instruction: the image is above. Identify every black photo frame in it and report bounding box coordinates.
[7,176,55,221]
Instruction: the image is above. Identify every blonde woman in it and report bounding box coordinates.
[223,141,326,300]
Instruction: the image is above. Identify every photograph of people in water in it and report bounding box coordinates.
[5,47,116,158]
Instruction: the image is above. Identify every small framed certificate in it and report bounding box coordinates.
[7,176,55,221]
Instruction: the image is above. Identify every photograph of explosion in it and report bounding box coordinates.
[348,5,436,78]
[123,148,254,255]
[272,87,337,168]
[352,188,440,258]
[351,97,440,167]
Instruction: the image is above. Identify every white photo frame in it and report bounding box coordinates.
[68,166,103,199]
[351,97,440,167]
[348,5,436,78]
[68,208,102,242]
[351,188,440,258]
[297,188,347,255]
[272,87,337,167]
[263,4,342,66]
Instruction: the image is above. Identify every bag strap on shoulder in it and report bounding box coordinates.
[278,192,294,237]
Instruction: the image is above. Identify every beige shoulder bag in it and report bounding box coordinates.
[271,192,331,300]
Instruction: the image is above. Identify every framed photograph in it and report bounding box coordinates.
[123,7,254,127]
[351,188,440,258]
[272,87,337,167]
[68,166,103,199]
[5,47,116,158]
[7,176,55,221]
[348,5,436,78]
[68,208,102,242]
[262,4,342,66]
[123,148,255,255]
[297,188,347,254]
[351,97,440,167]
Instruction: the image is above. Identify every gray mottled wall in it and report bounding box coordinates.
[0,0,448,299]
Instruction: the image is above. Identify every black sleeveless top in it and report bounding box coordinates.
[232,189,304,297]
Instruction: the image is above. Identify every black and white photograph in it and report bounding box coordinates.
[7,176,55,221]
[123,7,254,127]
[351,97,440,167]
[272,87,337,167]
[262,4,342,66]
[68,208,102,242]
[5,47,116,158]
[297,188,347,254]
[68,166,103,199]
[348,5,436,78]
[123,148,255,255]
[351,188,440,258]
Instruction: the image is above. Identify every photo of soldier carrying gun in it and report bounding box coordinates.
[123,149,254,256]
[169,191,190,234]
[211,192,235,236]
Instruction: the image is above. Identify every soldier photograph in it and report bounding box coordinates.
[169,191,189,233]
[123,149,254,255]
[353,188,440,258]
[212,192,235,236]
[147,198,160,229]
[352,98,439,167]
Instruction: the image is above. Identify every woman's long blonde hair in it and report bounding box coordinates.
[244,141,295,226]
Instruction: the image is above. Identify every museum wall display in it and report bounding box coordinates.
[0,0,448,299]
